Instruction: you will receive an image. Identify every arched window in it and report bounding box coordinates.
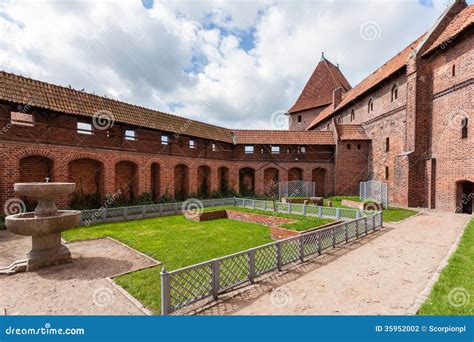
[462,117,468,139]
[391,85,398,102]
[452,64,456,77]
[385,166,389,180]
[327,124,330,131]
[350,109,355,122]
[368,98,374,113]
[385,137,390,152]
[337,116,342,123]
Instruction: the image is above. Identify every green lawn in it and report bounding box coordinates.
[324,196,417,222]
[64,215,273,313]
[204,205,334,231]
[418,219,474,315]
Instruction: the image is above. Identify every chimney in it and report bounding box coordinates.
[333,87,343,109]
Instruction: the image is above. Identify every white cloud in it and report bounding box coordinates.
[0,0,456,130]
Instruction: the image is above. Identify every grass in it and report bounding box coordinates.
[64,215,273,313]
[203,205,334,231]
[324,196,417,222]
[418,219,474,315]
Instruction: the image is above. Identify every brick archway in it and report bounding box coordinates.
[68,158,104,208]
[174,164,189,200]
[288,167,303,181]
[197,165,211,198]
[218,167,230,194]
[151,163,161,201]
[115,161,138,200]
[312,168,327,197]
[455,180,473,214]
[19,155,54,210]
[263,167,279,197]
[239,167,255,196]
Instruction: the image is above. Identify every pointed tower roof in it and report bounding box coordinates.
[288,57,351,114]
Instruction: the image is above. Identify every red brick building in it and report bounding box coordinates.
[290,0,473,213]
[0,0,472,213]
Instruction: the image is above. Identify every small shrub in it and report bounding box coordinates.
[69,191,102,210]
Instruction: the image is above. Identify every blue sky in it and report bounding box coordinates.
[0,0,469,129]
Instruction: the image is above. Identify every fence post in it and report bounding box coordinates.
[356,220,359,239]
[249,250,256,283]
[211,260,220,299]
[317,232,322,255]
[288,203,292,214]
[252,200,256,209]
[264,201,267,211]
[356,210,361,219]
[302,204,306,216]
[332,227,336,248]
[101,209,106,222]
[160,267,171,316]
[373,215,377,231]
[336,208,341,220]
[276,242,282,271]
[123,207,128,220]
[299,235,305,262]
[345,222,348,242]
[366,217,369,235]
[159,204,163,216]
[233,197,236,206]
[318,206,322,217]
[175,202,179,214]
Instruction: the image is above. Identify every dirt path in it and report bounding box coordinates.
[198,209,470,315]
[0,231,158,315]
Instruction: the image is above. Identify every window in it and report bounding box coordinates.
[357,144,361,150]
[271,145,280,154]
[212,143,217,151]
[298,146,306,154]
[385,166,389,180]
[161,135,169,145]
[391,85,398,102]
[462,117,468,139]
[347,143,351,150]
[125,129,136,141]
[244,145,254,154]
[77,122,92,135]
[11,112,34,127]
[452,64,456,77]
[385,137,390,152]
[297,115,302,123]
[327,124,330,130]
[189,139,196,149]
[350,109,355,122]
[368,98,374,113]
[337,116,342,123]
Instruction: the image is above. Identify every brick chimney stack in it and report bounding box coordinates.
[333,87,343,109]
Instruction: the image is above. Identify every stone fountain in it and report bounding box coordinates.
[5,182,80,272]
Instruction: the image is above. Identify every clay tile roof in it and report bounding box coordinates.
[0,71,234,143]
[424,4,474,56]
[288,58,351,114]
[231,130,335,145]
[306,34,426,130]
[336,124,370,141]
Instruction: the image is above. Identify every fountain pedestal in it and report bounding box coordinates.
[5,182,80,271]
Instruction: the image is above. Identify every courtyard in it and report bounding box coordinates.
[0,198,470,315]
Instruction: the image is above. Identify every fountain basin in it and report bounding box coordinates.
[14,182,76,198]
[5,210,81,236]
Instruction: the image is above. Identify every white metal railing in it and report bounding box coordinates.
[79,197,370,226]
[160,210,383,315]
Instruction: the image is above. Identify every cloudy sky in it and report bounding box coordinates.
[0,0,471,129]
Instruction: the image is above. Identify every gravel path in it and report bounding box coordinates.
[0,231,158,315]
[198,209,470,315]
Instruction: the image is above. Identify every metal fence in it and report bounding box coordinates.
[278,180,315,200]
[160,210,383,315]
[79,197,370,226]
[360,180,389,209]
[79,198,235,226]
